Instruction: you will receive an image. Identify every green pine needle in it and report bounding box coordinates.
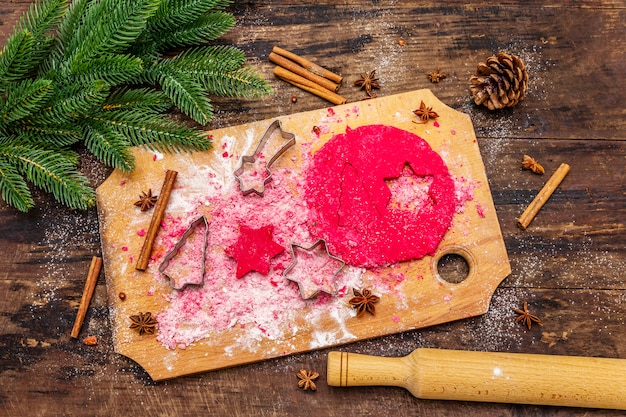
[142,64,213,125]
[149,12,235,51]
[1,78,54,123]
[87,111,211,152]
[68,54,144,85]
[103,87,171,114]
[83,121,136,172]
[1,138,94,209]
[0,155,35,212]
[0,0,273,212]
[149,0,232,32]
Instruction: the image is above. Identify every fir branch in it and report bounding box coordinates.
[17,0,67,37]
[1,78,54,124]
[17,0,66,67]
[0,155,35,212]
[149,0,231,32]
[67,54,144,85]
[86,111,211,152]
[149,12,235,51]
[0,138,94,209]
[0,30,37,86]
[186,65,274,98]
[13,124,82,147]
[83,121,135,172]
[103,87,171,114]
[0,0,273,212]
[142,64,213,124]
[165,45,245,73]
[51,0,89,63]
[27,79,110,125]
[68,0,160,62]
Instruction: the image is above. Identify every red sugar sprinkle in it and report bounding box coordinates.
[121,246,128,251]
[476,203,486,218]
[222,151,229,158]
[137,229,146,236]
[433,121,440,127]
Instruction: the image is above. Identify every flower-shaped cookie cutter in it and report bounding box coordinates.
[233,119,296,196]
[283,239,346,300]
[158,215,209,290]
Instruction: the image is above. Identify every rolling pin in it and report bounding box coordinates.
[327,349,626,409]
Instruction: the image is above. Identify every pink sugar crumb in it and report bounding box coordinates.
[222,142,228,149]
[433,121,440,127]
[476,203,486,218]
[153,154,157,161]
[444,294,452,302]
[137,229,146,236]
[119,180,126,186]
[337,285,348,297]
[121,246,128,251]
[451,129,456,135]
[391,315,401,323]
[327,108,335,116]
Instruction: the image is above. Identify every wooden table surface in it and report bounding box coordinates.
[1,1,624,416]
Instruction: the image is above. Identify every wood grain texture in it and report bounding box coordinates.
[0,1,624,416]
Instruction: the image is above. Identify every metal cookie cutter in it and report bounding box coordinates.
[158,216,209,290]
[233,119,296,196]
[283,239,346,300]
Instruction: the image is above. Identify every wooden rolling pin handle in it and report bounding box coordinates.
[327,349,626,410]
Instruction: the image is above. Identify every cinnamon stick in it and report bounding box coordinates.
[269,52,340,92]
[136,170,178,271]
[272,46,343,84]
[71,256,102,339]
[274,66,346,105]
[517,163,570,229]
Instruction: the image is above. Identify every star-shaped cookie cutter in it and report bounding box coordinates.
[283,239,346,300]
[158,216,209,290]
[233,119,296,196]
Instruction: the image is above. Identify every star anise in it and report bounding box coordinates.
[354,70,380,97]
[296,369,319,391]
[513,301,543,330]
[134,189,158,211]
[129,312,158,335]
[349,288,380,317]
[412,100,439,123]
[427,67,447,83]
[521,155,545,175]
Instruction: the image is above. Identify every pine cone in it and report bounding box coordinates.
[469,52,528,110]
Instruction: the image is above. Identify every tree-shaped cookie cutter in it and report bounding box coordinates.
[283,239,346,300]
[233,119,296,196]
[158,216,209,290]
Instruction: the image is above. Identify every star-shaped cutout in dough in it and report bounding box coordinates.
[283,239,346,299]
[225,225,284,278]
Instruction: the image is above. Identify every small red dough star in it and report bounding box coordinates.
[225,225,284,278]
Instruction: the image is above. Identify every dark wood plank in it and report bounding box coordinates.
[0,1,624,416]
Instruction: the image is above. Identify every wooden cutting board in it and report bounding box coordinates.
[96,89,510,381]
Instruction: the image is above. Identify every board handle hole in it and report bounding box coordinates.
[436,252,471,284]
